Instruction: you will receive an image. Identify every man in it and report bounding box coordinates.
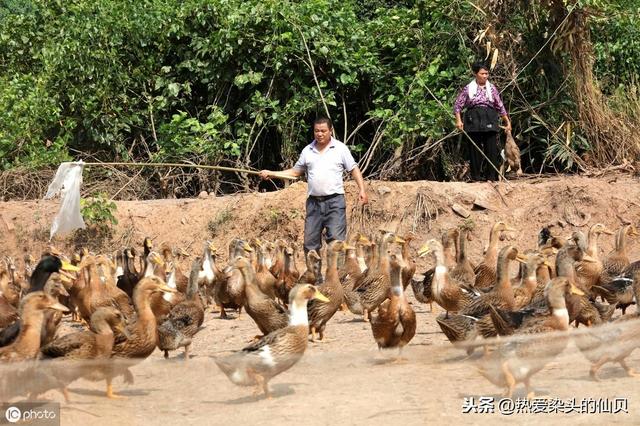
[259,117,368,255]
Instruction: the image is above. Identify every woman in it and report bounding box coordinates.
[454,61,511,181]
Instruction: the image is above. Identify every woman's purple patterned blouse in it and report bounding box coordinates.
[453,83,507,116]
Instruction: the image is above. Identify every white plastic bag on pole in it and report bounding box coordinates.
[45,161,86,239]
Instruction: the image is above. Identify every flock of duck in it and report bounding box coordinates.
[0,222,639,401]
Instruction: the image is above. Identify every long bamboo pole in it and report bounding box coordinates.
[80,161,298,180]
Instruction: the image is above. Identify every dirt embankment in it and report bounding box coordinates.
[1,173,639,263]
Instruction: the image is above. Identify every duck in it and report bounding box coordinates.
[451,228,476,286]
[473,222,517,290]
[370,252,416,359]
[252,239,278,299]
[41,274,71,346]
[139,237,154,272]
[141,249,167,280]
[269,239,288,280]
[213,239,252,319]
[512,251,547,308]
[39,307,128,401]
[276,245,300,306]
[477,277,584,398]
[502,129,522,175]
[525,244,601,327]
[441,229,460,269]
[299,250,322,284]
[600,257,640,315]
[0,256,79,347]
[157,257,206,359]
[536,227,564,279]
[417,238,478,315]
[340,235,370,315]
[575,270,640,380]
[574,224,612,293]
[150,260,185,319]
[96,255,136,318]
[308,240,348,341]
[27,255,80,293]
[107,276,177,398]
[74,255,135,323]
[602,225,637,278]
[23,254,36,283]
[215,284,328,398]
[356,235,370,273]
[1,272,72,351]
[556,244,604,327]
[0,257,22,308]
[355,232,405,322]
[593,226,638,313]
[400,232,417,290]
[117,248,141,299]
[198,241,220,306]
[0,292,68,362]
[228,256,288,336]
[0,292,18,331]
[410,272,434,312]
[412,229,464,313]
[439,246,525,343]
[473,249,541,341]
[159,242,189,293]
[0,271,19,330]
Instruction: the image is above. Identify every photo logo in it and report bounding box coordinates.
[5,406,21,423]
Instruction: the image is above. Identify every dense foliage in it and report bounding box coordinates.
[0,0,638,194]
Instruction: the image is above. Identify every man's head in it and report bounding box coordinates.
[313,117,333,145]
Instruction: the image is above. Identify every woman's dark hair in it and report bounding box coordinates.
[471,61,490,74]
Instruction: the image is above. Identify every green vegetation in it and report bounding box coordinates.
[80,193,118,232]
[0,0,638,193]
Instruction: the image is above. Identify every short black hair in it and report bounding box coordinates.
[313,117,333,129]
[471,61,490,74]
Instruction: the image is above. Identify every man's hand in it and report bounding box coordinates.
[258,170,271,180]
[455,119,464,131]
[359,190,369,205]
[505,122,512,133]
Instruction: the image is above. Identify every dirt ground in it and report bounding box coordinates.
[2,173,640,425]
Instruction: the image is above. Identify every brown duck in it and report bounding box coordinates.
[158,257,206,359]
[108,276,176,398]
[299,250,322,284]
[308,240,348,341]
[213,239,252,319]
[0,292,68,362]
[252,239,279,300]
[229,256,288,336]
[593,225,638,313]
[277,245,300,306]
[451,228,476,286]
[437,246,525,343]
[40,307,128,401]
[576,270,640,380]
[574,224,612,293]
[400,232,417,290]
[355,232,405,322]
[417,238,478,314]
[370,252,416,358]
[474,222,517,290]
[215,284,328,398]
[340,235,370,315]
[478,277,583,398]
